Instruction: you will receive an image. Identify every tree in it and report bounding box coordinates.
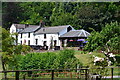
[19,2,55,26]
[1,27,14,79]
[74,3,115,32]
[1,27,31,79]
[84,22,120,53]
[2,27,14,52]
[50,2,80,28]
[100,22,120,53]
[2,2,120,31]
[2,2,23,29]
[0,27,2,51]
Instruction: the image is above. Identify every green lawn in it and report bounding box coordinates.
[74,50,120,77]
[74,50,105,66]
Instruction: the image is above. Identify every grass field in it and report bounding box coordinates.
[74,50,120,77]
[74,50,105,66]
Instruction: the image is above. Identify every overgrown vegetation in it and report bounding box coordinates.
[2,2,120,32]
[1,2,120,79]
[10,49,81,71]
[1,27,31,79]
[84,22,120,53]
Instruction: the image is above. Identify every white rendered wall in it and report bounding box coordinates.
[34,34,44,46]
[10,24,16,34]
[17,25,75,46]
[18,32,35,45]
[35,33,60,47]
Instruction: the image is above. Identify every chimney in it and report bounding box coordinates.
[43,28,45,32]
[25,24,29,28]
[39,20,45,28]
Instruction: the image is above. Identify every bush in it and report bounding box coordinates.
[84,22,120,52]
[15,49,82,72]
[59,49,79,69]
[13,44,31,54]
[115,55,120,65]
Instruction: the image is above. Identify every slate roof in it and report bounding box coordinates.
[19,25,40,33]
[35,25,71,34]
[60,29,90,38]
[14,24,37,29]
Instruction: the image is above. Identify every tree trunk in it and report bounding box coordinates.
[1,56,7,80]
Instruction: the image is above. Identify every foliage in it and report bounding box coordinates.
[2,27,14,52]
[1,27,31,72]
[115,55,120,65]
[16,49,81,72]
[2,2,120,32]
[89,55,108,77]
[2,27,31,54]
[0,27,2,51]
[13,44,31,54]
[58,49,79,69]
[89,64,109,77]
[84,22,120,53]
[18,2,55,26]
[2,2,23,29]
[84,31,104,52]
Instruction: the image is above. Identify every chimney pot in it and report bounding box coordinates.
[25,24,29,28]
[39,20,45,28]
[43,28,45,31]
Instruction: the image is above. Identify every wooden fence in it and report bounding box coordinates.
[0,66,120,80]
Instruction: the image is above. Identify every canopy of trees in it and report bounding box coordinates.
[2,2,120,32]
[1,27,31,79]
[84,22,120,53]
[13,49,81,71]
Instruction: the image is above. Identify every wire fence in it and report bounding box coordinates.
[0,66,120,80]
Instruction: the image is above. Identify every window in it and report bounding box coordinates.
[21,33,22,38]
[35,39,38,45]
[28,32,30,38]
[12,29,14,33]
[24,40,26,44]
[21,41,22,44]
[43,41,47,46]
[44,34,46,39]
[62,40,64,47]
[28,40,30,45]
[54,40,57,46]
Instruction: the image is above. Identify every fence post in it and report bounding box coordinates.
[111,68,113,80]
[23,74,25,80]
[15,71,19,80]
[85,69,88,80]
[51,70,54,80]
[70,72,72,78]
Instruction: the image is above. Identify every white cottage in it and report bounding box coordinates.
[10,23,90,50]
[10,23,74,50]
[10,24,30,34]
[10,24,30,45]
[34,25,74,50]
[18,25,40,45]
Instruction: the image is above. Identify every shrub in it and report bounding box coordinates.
[15,49,82,72]
[84,22,120,52]
[115,55,120,65]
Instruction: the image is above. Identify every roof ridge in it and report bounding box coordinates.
[13,23,39,26]
[45,25,70,28]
